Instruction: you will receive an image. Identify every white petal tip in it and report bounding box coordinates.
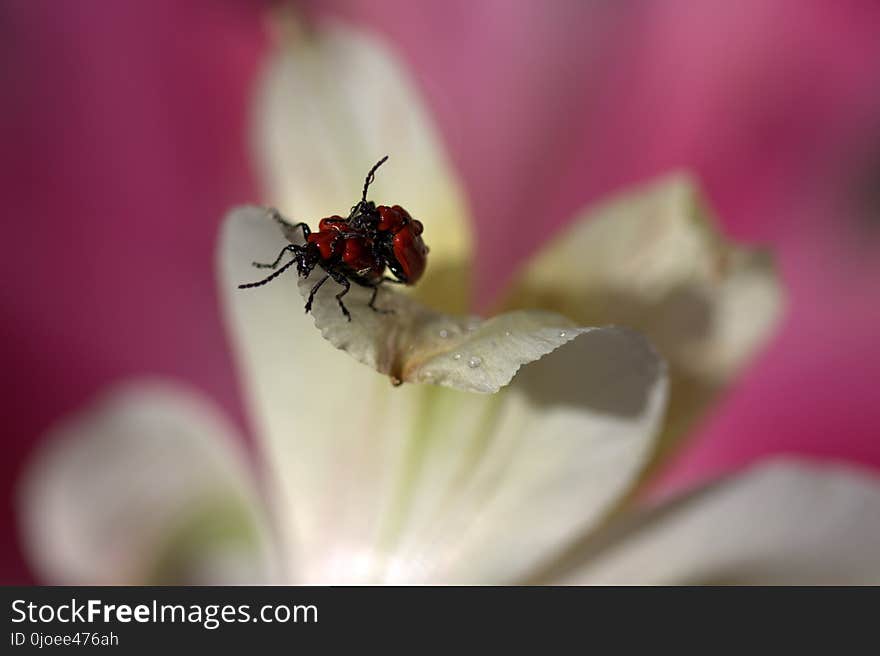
[297,265,592,393]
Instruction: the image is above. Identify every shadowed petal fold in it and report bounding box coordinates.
[500,174,783,465]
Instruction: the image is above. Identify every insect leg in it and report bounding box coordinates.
[238,257,298,289]
[268,207,310,239]
[304,274,330,314]
[252,244,299,269]
[328,269,353,321]
[368,281,394,314]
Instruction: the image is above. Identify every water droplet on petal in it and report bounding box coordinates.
[559,331,567,338]
[468,356,482,368]
[452,353,462,361]
[438,329,450,339]
[504,331,512,337]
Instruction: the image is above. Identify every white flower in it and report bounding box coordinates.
[17,18,880,585]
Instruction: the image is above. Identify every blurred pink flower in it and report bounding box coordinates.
[3,0,879,581]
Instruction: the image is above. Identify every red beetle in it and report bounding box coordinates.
[376,204,428,284]
[239,156,429,321]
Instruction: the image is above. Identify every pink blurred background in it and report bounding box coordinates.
[2,0,879,583]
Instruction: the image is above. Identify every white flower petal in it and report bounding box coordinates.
[554,461,880,585]
[17,381,277,585]
[500,174,783,462]
[254,17,472,312]
[293,251,589,392]
[221,206,405,582]
[222,207,668,583]
[383,328,668,583]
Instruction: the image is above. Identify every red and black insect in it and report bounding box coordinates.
[238,156,429,321]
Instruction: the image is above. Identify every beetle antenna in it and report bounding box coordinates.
[362,155,389,203]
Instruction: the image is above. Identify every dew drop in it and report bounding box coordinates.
[504,331,512,337]
[438,329,450,339]
[468,356,482,368]
[559,331,567,338]
[452,353,462,361]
